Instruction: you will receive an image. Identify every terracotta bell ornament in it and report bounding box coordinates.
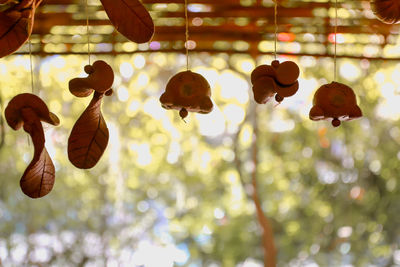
[160,70,213,120]
[309,82,362,127]
[5,93,60,198]
[251,60,300,104]
[370,0,400,24]
[68,60,114,169]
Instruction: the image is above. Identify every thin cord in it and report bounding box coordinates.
[28,39,34,93]
[28,38,34,146]
[334,0,338,81]
[184,0,189,70]
[274,1,278,60]
[85,0,91,65]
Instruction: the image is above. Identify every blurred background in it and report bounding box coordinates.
[1,0,400,266]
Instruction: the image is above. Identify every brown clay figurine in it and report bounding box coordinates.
[68,60,114,169]
[5,93,60,198]
[251,60,300,104]
[160,70,213,120]
[309,81,362,127]
[370,0,400,24]
[0,0,43,58]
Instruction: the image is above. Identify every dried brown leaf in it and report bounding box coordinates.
[68,92,109,169]
[0,0,42,58]
[5,93,59,198]
[19,113,55,198]
[100,0,154,43]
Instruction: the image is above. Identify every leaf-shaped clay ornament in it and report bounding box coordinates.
[68,92,109,169]
[99,0,154,43]
[5,93,60,198]
[371,0,400,24]
[68,60,114,169]
[0,0,43,58]
[160,70,213,120]
[250,60,300,103]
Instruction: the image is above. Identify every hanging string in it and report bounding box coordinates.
[274,1,278,60]
[28,39,34,93]
[85,0,91,65]
[334,0,338,81]
[27,39,35,146]
[184,0,189,70]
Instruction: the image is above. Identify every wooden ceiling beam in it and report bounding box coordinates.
[24,0,398,57]
[32,15,395,37]
[14,49,399,61]
[42,0,332,6]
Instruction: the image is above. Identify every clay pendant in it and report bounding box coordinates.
[5,93,60,198]
[160,70,213,120]
[309,81,362,127]
[251,60,300,104]
[68,60,114,169]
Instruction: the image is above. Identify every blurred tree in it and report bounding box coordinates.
[0,52,399,267]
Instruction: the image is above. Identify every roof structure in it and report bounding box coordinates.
[18,0,400,60]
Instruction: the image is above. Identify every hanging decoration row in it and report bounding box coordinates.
[2,0,389,198]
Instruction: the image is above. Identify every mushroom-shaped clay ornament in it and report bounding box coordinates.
[251,60,300,104]
[69,60,114,97]
[68,60,114,169]
[309,82,362,127]
[370,0,400,24]
[5,93,60,198]
[160,70,213,120]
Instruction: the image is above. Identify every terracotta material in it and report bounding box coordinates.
[99,0,154,43]
[0,0,43,58]
[160,70,213,119]
[5,93,59,198]
[69,60,114,97]
[251,60,300,104]
[309,81,362,127]
[371,0,400,24]
[68,60,114,169]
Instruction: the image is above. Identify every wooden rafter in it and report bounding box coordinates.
[10,0,400,59]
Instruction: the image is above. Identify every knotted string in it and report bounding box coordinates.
[27,38,35,145]
[28,39,34,93]
[185,0,189,70]
[85,0,91,65]
[334,0,338,81]
[273,1,279,107]
[274,1,278,60]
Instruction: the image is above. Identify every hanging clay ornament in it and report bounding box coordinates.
[251,60,300,104]
[370,0,400,24]
[99,0,154,43]
[0,0,43,58]
[68,60,114,169]
[160,70,213,120]
[5,93,60,198]
[309,82,362,127]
